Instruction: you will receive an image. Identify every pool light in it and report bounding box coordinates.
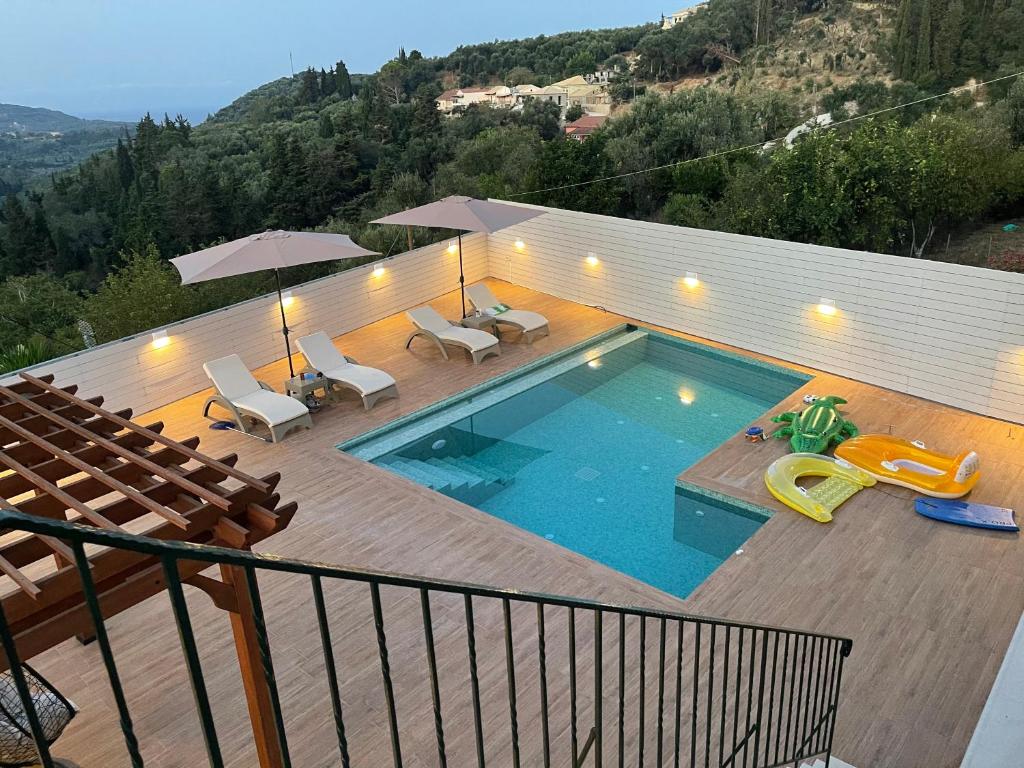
[588,358,603,369]
[817,298,837,316]
[280,291,295,309]
[585,253,600,267]
[678,387,695,405]
[372,262,386,278]
[447,241,458,255]
[151,329,170,349]
[683,272,700,289]
[514,238,525,250]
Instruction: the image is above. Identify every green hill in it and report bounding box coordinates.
[0,104,131,197]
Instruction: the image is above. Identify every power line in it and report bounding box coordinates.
[508,69,1024,199]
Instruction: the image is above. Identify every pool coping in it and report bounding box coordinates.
[674,480,775,525]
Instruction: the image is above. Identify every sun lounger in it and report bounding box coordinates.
[466,283,549,343]
[202,354,312,442]
[296,331,398,410]
[405,306,501,364]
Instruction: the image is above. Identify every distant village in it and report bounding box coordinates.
[435,7,703,140]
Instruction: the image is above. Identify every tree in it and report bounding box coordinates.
[298,67,320,104]
[1008,79,1024,147]
[335,59,353,99]
[82,245,199,343]
[566,51,597,77]
[506,66,536,86]
[565,104,586,122]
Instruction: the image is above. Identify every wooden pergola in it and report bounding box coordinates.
[0,372,298,765]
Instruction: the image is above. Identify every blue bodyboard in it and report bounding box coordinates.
[914,498,1019,531]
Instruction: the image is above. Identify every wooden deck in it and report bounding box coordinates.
[26,279,1023,768]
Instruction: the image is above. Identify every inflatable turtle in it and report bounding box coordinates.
[771,395,858,454]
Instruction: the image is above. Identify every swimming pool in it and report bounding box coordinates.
[342,326,808,597]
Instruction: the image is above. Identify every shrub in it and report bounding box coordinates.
[986,249,1024,273]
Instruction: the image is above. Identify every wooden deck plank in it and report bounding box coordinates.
[20,279,1022,768]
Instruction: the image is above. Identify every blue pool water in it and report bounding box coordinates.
[343,327,807,597]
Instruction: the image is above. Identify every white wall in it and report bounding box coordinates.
[487,202,1024,424]
[4,234,488,415]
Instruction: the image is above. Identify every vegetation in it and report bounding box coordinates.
[0,0,1023,369]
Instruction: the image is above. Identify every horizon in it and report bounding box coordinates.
[2,0,677,124]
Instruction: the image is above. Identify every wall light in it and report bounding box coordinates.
[447,241,458,255]
[585,253,600,267]
[280,290,295,309]
[151,329,170,349]
[683,272,700,289]
[372,262,386,278]
[514,238,526,250]
[817,298,837,316]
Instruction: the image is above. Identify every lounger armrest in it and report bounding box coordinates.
[344,355,359,364]
[257,380,276,392]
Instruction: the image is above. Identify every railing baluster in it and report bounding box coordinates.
[657,618,666,768]
[570,606,579,767]
[595,609,604,768]
[502,598,521,768]
[824,641,852,766]
[808,635,825,758]
[310,575,350,768]
[743,629,756,768]
[719,625,729,766]
[618,612,626,768]
[792,634,809,759]
[162,556,223,767]
[639,616,646,768]
[537,604,551,768]
[420,589,447,768]
[241,566,293,768]
[72,540,145,767]
[752,631,769,768]
[0,600,56,768]
[705,624,714,768]
[464,595,486,768]
[819,638,840,756]
[783,633,799,762]
[673,620,683,768]
[690,623,699,768]
[370,581,402,768]
[774,633,789,766]
[731,627,742,765]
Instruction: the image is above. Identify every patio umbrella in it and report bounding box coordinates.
[170,230,378,378]
[371,196,544,317]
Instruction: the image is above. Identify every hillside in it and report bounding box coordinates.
[0,104,130,197]
[0,0,1021,368]
[0,103,127,134]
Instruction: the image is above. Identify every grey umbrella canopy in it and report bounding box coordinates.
[170,230,378,377]
[371,196,543,317]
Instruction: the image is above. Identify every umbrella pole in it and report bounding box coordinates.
[458,231,466,318]
[274,269,296,379]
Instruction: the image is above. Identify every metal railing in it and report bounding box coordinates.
[0,509,851,768]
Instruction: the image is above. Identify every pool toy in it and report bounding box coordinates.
[834,435,979,498]
[771,395,858,454]
[745,426,766,442]
[764,453,876,523]
[915,499,1018,531]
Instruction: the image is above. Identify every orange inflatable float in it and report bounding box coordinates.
[833,434,979,498]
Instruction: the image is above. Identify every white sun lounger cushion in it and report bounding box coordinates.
[466,284,548,331]
[297,332,396,396]
[204,354,309,426]
[407,307,499,352]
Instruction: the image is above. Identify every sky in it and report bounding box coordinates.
[1,0,673,123]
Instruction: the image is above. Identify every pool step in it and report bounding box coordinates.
[379,455,513,505]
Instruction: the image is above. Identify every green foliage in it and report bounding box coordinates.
[0,339,52,375]
[565,104,586,122]
[81,245,201,343]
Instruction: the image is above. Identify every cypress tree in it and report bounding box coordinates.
[335,59,353,99]
[914,0,933,79]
